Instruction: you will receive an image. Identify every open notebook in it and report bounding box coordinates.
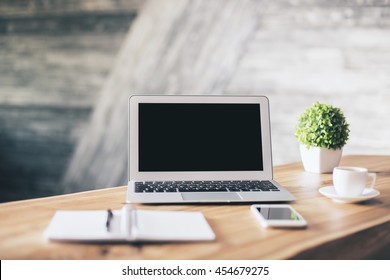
[45,205,215,242]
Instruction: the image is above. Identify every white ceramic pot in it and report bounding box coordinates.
[299,145,342,173]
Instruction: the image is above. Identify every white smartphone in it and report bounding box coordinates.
[251,204,307,228]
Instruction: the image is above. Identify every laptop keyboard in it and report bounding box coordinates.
[134,180,280,193]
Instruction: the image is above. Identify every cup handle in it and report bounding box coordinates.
[367,173,376,189]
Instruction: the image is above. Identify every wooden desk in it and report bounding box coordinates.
[1,155,389,260]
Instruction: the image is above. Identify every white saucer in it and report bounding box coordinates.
[319,186,380,203]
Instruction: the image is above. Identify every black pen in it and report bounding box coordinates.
[106,209,113,231]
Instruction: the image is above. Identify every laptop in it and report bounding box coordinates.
[127,95,295,203]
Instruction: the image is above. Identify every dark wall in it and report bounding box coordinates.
[0,0,140,202]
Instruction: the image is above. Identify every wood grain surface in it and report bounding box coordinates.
[0,155,389,260]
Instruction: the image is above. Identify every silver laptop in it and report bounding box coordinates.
[127,95,295,203]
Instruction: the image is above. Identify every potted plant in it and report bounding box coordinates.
[295,102,350,173]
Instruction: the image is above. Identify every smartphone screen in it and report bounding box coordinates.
[256,207,302,221]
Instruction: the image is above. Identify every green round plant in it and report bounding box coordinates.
[295,102,350,150]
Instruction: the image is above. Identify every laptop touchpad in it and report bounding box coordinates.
[181,193,241,201]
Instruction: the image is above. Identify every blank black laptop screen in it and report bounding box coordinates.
[138,103,263,172]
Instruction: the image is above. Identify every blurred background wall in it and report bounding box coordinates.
[0,0,142,201]
[1,0,389,202]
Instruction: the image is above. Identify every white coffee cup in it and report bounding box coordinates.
[333,166,376,197]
